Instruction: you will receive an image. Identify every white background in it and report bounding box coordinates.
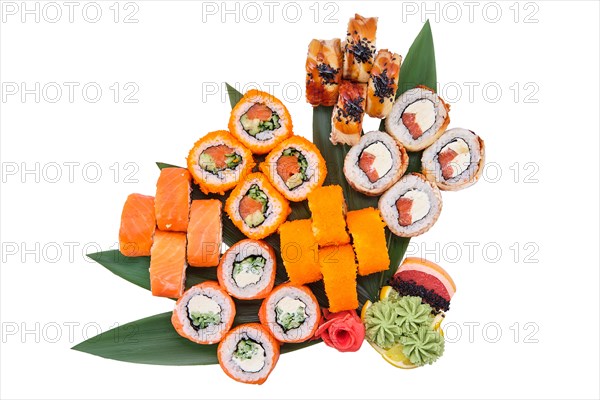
[1,1,599,399]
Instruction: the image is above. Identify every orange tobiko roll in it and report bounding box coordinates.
[319,244,358,312]
[307,185,350,246]
[346,207,390,276]
[278,219,321,285]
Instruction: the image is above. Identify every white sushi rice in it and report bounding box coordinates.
[379,173,443,237]
[265,145,324,201]
[173,285,234,344]
[230,93,290,147]
[220,241,275,300]
[188,136,249,187]
[343,131,408,196]
[421,128,485,191]
[218,325,277,383]
[261,286,319,343]
[385,87,449,151]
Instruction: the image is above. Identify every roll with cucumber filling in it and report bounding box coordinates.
[343,130,408,196]
[218,239,276,300]
[171,281,236,345]
[187,130,255,195]
[259,283,321,343]
[228,90,293,155]
[217,323,280,385]
[260,136,327,202]
[239,184,269,228]
[421,128,485,191]
[385,86,450,151]
[378,173,442,237]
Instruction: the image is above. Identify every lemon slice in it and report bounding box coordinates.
[360,300,372,321]
[382,343,418,369]
[379,286,395,301]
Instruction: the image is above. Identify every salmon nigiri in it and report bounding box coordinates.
[150,230,187,298]
[155,168,191,232]
[187,199,222,267]
[119,193,155,257]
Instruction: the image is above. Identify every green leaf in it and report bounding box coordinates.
[72,311,320,365]
[396,20,437,95]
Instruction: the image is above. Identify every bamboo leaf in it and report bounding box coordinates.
[72,311,320,365]
[396,20,437,95]
[225,82,243,109]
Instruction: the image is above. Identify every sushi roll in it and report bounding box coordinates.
[187,199,222,267]
[319,244,358,312]
[421,128,485,191]
[259,136,327,202]
[378,173,443,237]
[217,239,276,300]
[385,86,450,151]
[343,130,408,196]
[155,167,191,232]
[225,172,291,240]
[366,50,402,118]
[305,38,343,106]
[346,208,390,276]
[217,323,280,385]
[171,281,236,344]
[149,230,187,298]
[259,283,321,343]
[187,130,255,195]
[279,219,321,285]
[330,80,367,146]
[228,90,293,155]
[307,185,350,246]
[342,14,378,83]
[119,193,155,257]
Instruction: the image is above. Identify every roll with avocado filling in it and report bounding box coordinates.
[198,144,242,175]
[276,148,309,190]
[239,103,281,140]
[239,184,269,228]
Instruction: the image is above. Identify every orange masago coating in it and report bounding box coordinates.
[307,185,350,246]
[119,193,156,257]
[346,207,390,276]
[319,244,358,312]
[279,219,321,285]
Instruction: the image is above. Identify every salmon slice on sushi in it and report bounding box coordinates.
[187,130,255,195]
[187,199,222,267]
[305,38,343,106]
[378,173,443,237]
[259,283,321,343]
[278,219,322,285]
[307,185,350,246]
[119,193,155,257]
[331,80,367,146]
[421,128,485,191]
[228,90,293,155]
[217,239,276,300]
[155,167,191,232]
[218,323,280,385]
[259,136,327,202]
[172,281,236,344]
[225,172,291,240]
[366,49,401,118]
[342,14,378,83]
[385,86,450,151]
[343,130,408,196]
[149,230,187,298]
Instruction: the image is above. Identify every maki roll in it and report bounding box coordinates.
[187,199,222,267]
[385,86,450,151]
[172,281,236,344]
[279,219,322,285]
[331,80,367,146]
[342,14,378,83]
[187,130,255,195]
[346,208,390,276]
[306,38,343,106]
[217,239,276,300]
[259,283,321,343]
[228,90,293,155]
[319,244,358,312]
[119,193,155,257]
[421,128,485,191]
[343,130,408,196]
[217,323,280,385]
[259,136,327,202]
[307,185,350,246]
[366,49,401,118]
[379,173,443,237]
[150,230,187,298]
[225,172,291,240]
[155,167,191,232]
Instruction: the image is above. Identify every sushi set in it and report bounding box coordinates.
[82,14,486,383]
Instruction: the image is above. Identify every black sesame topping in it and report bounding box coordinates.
[372,69,395,103]
[316,63,340,85]
[347,37,374,64]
